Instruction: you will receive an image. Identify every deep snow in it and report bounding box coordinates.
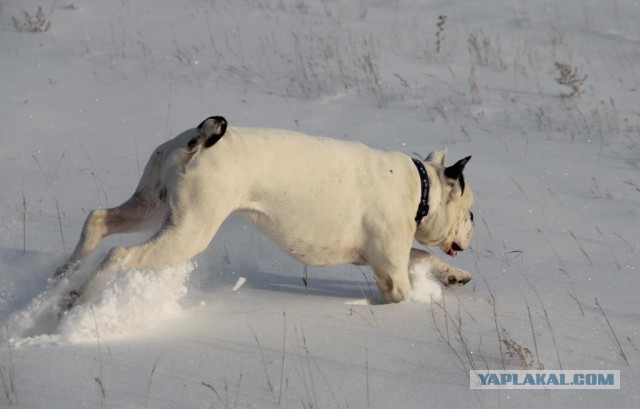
[1,0,639,408]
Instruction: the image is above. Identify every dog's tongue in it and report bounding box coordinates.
[447,248,457,257]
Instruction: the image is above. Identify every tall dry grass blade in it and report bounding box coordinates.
[525,300,543,370]
[55,199,65,253]
[247,324,274,394]
[201,381,226,408]
[595,298,629,365]
[278,310,287,405]
[538,229,584,316]
[365,347,370,409]
[430,300,468,373]
[568,230,593,266]
[452,306,477,372]
[21,193,26,254]
[143,357,160,409]
[233,370,243,409]
[522,276,563,369]
[478,273,505,370]
[91,305,107,409]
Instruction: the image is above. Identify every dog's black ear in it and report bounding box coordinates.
[187,116,228,152]
[445,156,471,180]
[444,156,471,195]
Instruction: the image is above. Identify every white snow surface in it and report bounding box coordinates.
[1,0,639,408]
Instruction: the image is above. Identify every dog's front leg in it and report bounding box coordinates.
[368,248,412,304]
[409,248,471,287]
[372,265,412,304]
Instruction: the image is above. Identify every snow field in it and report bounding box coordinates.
[0,0,639,408]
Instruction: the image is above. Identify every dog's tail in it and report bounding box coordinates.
[187,116,228,152]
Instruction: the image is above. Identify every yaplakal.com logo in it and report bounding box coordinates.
[470,370,620,390]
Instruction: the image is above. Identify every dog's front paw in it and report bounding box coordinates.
[441,267,471,287]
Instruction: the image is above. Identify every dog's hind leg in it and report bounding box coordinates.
[72,202,233,306]
[54,193,163,281]
[409,248,471,287]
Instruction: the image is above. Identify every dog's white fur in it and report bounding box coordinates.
[55,117,474,306]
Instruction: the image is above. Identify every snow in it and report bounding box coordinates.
[1,0,639,407]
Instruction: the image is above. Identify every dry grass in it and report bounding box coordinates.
[501,328,536,369]
[435,15,447,54]
[143,357,160,409]
[554,62,587,97]
[12,7,51,33]
[0,330,18,406]
[595,298,629,365]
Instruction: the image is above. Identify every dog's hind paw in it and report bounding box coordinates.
[58,290,81,315]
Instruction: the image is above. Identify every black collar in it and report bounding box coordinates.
[412,158,430,224]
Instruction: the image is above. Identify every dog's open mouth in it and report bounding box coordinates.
[444,242,463,257]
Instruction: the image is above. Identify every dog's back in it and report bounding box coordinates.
[185,126,420,266]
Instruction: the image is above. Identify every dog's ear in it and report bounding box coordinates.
[426,147,447,166]
[444,156,471,198]
[187,116,228,152]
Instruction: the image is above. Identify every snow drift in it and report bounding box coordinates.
[7,262,194,346]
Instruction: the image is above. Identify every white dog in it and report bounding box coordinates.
[54,116,474,307]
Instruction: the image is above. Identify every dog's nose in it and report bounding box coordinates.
[452,242,463,252]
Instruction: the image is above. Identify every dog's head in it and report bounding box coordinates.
[414,148,474,257]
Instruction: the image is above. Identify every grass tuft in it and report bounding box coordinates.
[501,328,536,369]
[554,62,587,98]
[12,7,51,33]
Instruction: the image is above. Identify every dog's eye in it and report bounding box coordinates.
[470,211,474,222]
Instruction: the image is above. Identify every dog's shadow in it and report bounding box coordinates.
[191,255,379,303]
